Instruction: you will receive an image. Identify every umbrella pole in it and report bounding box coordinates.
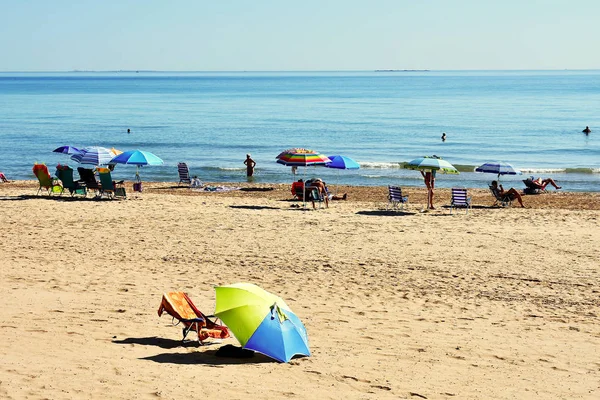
[302,166,307,210]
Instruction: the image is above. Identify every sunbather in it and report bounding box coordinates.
[531,177,561,190]
[491,180,525,208]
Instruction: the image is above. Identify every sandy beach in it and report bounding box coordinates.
[0,180,598,399]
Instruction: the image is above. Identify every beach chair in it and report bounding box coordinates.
[97,168,125,199]
[77,167,101,193]
[450,187,472,214]
[522,177,547,195]
[33,163,62,195]
[387,185,409,210]
[178,162,191,186]
[489,185,512,207]
[55,165,87,197]
[158,292,230,344]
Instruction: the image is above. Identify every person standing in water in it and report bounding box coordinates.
[244,154,256,177]
[583,126,591,134]
[441,132,446,141]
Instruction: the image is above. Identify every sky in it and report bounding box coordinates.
[1,0,599,71]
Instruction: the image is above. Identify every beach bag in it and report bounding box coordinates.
[133,182,143,192]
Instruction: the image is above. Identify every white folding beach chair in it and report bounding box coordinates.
[450,187,472,214]
[387,185,409,210]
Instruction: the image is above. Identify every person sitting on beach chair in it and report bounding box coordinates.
[490,180,525,208]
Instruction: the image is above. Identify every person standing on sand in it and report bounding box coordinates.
[244,154,256,177]
[420,170,436,209]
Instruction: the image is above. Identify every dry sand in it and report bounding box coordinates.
[0,181,599,399]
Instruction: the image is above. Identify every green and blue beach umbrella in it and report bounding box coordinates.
[214,283,310,363]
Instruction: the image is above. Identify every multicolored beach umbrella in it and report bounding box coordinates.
[214,283,310,363]
[276,149,331,167]
[71,146,120,166]
[53,145,81,155]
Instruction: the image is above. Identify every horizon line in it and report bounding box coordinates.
[1,68,600,73]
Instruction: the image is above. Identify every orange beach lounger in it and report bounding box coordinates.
[158,292,230,344]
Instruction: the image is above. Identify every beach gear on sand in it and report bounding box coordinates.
[55,164,87,197]
[387,185,409,210]
[33,163,62,195]
[214,282,310,363]
[475,161,521,186]
[97,167,126,199]
[449,187,472,214]
[158,292,230,344]
[405,156,459,209]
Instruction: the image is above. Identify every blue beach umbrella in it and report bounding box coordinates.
[214,283,310,363]
[109,150,164,180]
[325,155,360,170]
[475,161,521,180]
[53,145,81,155]
[325,155,359,193]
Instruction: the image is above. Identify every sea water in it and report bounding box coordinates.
[0,70,599,191]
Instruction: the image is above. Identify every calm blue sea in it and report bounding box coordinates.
[1,71,599,191]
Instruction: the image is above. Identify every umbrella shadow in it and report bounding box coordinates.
[229,205,280,210]
[356,210,416,216]
[142,350,274,365]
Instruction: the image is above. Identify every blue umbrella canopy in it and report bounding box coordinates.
[53,145,81,155]
[110,150,164,166]
[325,155,360,170]
[475,161,521,177]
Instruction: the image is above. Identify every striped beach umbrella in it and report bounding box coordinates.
[276,151,331,167]
[53,145,81,155]
[71,146,119,166]
[475,161,521,180]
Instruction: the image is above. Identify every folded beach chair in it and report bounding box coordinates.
[97,168,126,199]
[56,165,87,197]
[450,187,472,214]
[387,185,409,210]
[489,185,512,207]
[33,163,62,195]
[522,177,547,195]
[77,167,101,193]
[178,162,191,186]
[158,292,230,344]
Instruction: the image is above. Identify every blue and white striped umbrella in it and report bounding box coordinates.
[53,145,81,155]
[475,161,521,178]
[71,146,117,166]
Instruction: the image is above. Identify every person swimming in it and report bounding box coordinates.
[583,126,591,134]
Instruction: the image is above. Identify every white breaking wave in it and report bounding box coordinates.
[358,162,404,169]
